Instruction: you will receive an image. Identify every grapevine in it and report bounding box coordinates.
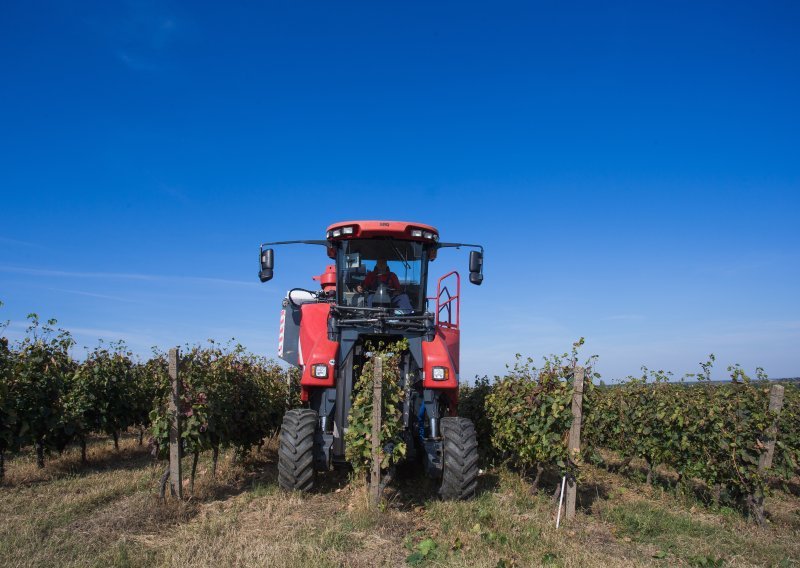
[344,339,408,478]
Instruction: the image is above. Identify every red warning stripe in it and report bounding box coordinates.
[278,309,286,356]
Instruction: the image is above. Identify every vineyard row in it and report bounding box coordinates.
[2,318,798,524]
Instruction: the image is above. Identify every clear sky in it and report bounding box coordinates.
[1,1,798,382]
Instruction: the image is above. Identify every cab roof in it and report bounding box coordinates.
[325,220,439,242]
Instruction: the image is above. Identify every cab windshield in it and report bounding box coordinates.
[336,239,428,312]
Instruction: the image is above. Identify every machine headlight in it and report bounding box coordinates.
[332,229,342,237]
[312,364,328,378]
[342,226,354,235]
[423,231,434,239]
[432,366,448,381]
[411,229,423,237]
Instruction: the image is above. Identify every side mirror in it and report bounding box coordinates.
[469,250,483,286]
[469,250,482,273]
[259,248,274,282]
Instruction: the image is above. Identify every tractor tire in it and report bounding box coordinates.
[278,409,318,492]
[439,417,479,500]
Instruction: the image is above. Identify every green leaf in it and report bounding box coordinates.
[542,552,558,564]
[417,538,437,557]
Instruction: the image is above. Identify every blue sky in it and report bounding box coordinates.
[1,1,798,381]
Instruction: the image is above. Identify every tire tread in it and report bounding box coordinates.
[440,417,479,500]
[278,408,318,492]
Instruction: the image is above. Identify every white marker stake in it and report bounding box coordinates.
[556,475,566,529]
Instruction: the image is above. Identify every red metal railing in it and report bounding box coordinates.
[430,271,460,328]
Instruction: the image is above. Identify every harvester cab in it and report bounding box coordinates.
[258,221,484,499]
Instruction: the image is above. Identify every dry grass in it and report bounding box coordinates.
[1,435,798,567]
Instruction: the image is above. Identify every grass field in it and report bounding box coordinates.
[1,435,798,567]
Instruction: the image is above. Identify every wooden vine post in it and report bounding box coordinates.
[168,347,183,499]
[747,385,784,525]
[758,383,785,473]
[751,383,785,523]
[370,356,383,507]
[565,366,585,521]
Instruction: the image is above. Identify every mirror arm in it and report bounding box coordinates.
[258,240,330,283]
[438,242,485,285]
[260,239,329,247]
[436,242,484,254]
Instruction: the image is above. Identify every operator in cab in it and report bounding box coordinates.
[354,258,413,312]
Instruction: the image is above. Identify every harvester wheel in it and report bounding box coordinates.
[278,409,318,492]
[439,417,479,500]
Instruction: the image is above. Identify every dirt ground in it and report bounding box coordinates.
[1,435,798,567]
